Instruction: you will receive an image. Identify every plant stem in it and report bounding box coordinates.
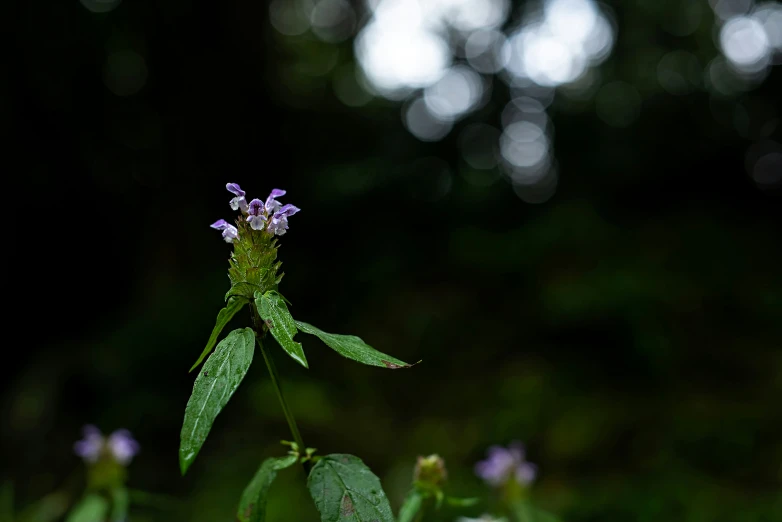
[256,335,311,474]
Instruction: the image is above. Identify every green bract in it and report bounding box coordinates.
[226,219,284,301]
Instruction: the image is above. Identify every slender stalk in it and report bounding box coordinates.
[255,333,311,474]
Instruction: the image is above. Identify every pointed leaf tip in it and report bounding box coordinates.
[295,321,411,369]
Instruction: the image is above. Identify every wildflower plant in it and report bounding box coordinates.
[473,443,558,522]
[182,183,416,522]
[397,455,478,522]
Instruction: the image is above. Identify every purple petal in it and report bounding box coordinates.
[108,429,140,465]
[267,215,289,236]
[230,196,248,213]
[226,183,245,197]
[222,224,239,242]
[515,462,537,485]
[264,189,286,214]
[274,204,301,218]
[247,214,267,230]
[210,219,229,230]
[74,425,104,463]
[248,198,264,216]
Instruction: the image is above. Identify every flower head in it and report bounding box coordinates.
[73,425,104,463]
[413,454,448,486]
[107,429,141,465]
[267,204,301,236]
[246,198,267,230]
[227,183,249,213]
[211,184,300,241]
[474,442,537,488]
[210,219,239,243]
[74,425,140,465]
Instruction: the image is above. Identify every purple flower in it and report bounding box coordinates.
[227,183,248,213]
[74,425,104,463]
[74,426,140,465]
[210,219,239,243]
[107,429,141,465]
[264,188,286,215]
[474,442,537,487]
[267,204,301,236]
[246,198,267,230]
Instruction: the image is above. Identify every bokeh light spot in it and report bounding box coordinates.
[465,29,510,74]
[424,66,485,121]
[270,0,314,36]
[403,97,452,141]
[720,16,771,73]
[311,0,356,43]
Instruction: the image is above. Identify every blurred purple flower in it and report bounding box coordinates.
[74,426,140,465]
[107,429,141,465]
[267,204,301,236]
[210,219,239,243]
[73,425,104,463]
[264,189,286,214]
[475,442,537,487]
[246,198,267,230]
[227,183,248,213]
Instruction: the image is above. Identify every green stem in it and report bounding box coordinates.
[256,336,311,474]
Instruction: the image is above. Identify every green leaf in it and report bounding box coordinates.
[307,454,394,522]
[180,327,256,475]
[512,501,560,522]
[189,297,248,372]
[397,490,424,522]
[65,495,109,522]
[445,496,480,507]
[295,321,412,369]
[110,489,128,522]
[256,291,308,368]
[237,455,298,522]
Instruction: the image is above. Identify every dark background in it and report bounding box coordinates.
[5,0,782,521]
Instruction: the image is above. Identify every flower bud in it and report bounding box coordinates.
[413,454,448,487]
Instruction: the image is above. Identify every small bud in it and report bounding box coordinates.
[414,454,448,487]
